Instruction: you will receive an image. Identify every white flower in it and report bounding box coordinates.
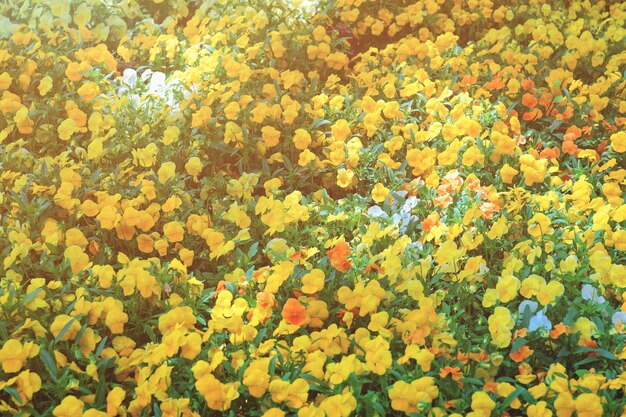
[518,300,538,315]
[402,196,418,212]
[367,206,387,218]
[148,71,167,95]
[0,17,18,39]
[582,284,605,304]
[123,68,137,85]
[141,69,153,82]
[406,241,423,251]
[612,311,626,326]
[529,310,552,331]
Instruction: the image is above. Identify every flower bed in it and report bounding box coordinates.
[0,0,625,416]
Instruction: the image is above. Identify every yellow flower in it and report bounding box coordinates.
[336,169,354,188]
[14,107,34,134]
[301,269,325,294]
[575,393,603,417]
[243,360,270,398]
[194,372,240,411]
[224,102,240,120]
[298,149,316,166]
[500,164,519,184]
[64,245,90,274]
[364,337,392,375]
[163,221,184,242]
[293,128,312,150]
[610,131,626,153]
[488,307,514,348]
[58,118,77,141]
[77,81,100,101]
[83,409,110,417]
[87,138,104,160]
[158,306,197,334]
[319,392,357,417]
[572,317,597,339]
[73,3,91,26]
[262,408,285,417]
[0,72,12,90]
[389,377,438,414]
[53,395,84,417]
[38,76,53,96]
[185,157,203,179]
[371,183,390,202]
[269,378,309,408]
[105,308,129,334]
[528,401,553,417]
[50,315,81,342]
[326,51,349,70]
[519,154,548,186]
[158,162,176,184]
[262,126,281,148]
[527,213,553,238]
[12,370,42,405]
[106,387,125,416]
[462,145,485,166]
[470,391,496,416]
[162,125,180,145]
[192,106,212,128]
[224,121,244,145]
[0,339,39,373]
[331,119,351,142]
[554,392,574,417]
[97,206,120,230]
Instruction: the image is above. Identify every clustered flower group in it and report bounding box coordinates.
[0,0,625,416]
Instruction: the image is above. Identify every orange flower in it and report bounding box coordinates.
[363,263,383,274]
[513,328,528,340]
[523,108,542,121]
[256,291,277,310]
[440,366,463,381]
[433,194,453,209]
[540,147,560,160]
[326,242,352,272]
[282,298,306,326]
[421,215,439,232]
[465,176,482,191]
[510,345,533,363]
[550,322,569,339]
[564,125,582,141]
[483,381,498,393]
[562,140,579,155]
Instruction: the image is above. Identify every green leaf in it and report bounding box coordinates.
[252,328,267,345]
[511,337,526,353]
[54,316,79,344]
[144,323,157,343]
[311,118,331,129]
[460,377,484,386]
[96,367,108,405]
[574,346,618,361]
[517,384,537,404]
[247,242,259,258]
[39,348,58,381]
[282,154,293,171]
[22,287,43,304]
[499,386,524,410]
[4,386,22,405]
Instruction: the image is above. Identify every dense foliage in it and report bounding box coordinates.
[0,0,625,416]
